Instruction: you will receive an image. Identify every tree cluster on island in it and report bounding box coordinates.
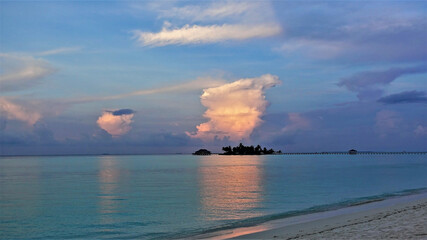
[221,143,281,155]
[193,149,212,155]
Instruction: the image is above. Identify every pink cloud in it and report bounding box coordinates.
[187,74,280,141]
[97,110,134,137]
[0,97,41,126]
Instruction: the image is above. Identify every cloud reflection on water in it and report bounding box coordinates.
[98,156,121,220]
[197,155,266,221]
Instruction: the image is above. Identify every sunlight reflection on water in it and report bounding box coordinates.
[198,155,265,220]
[98,157,121,216]
[1,154,426,239]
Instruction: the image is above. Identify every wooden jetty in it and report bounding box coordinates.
[281,152,426,155]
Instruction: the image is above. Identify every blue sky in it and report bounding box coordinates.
[1,0,426,155]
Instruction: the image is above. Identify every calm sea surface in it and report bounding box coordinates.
[1,154,426,239]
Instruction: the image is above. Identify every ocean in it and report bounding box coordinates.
[1,154,426,239]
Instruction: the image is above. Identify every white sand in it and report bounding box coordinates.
[231,195,427,239]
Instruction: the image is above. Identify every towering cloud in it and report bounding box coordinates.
[187,74,280,141]
[97,109,135,137]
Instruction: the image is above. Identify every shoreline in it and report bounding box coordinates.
[192,191,427,239]
[1,152,426,157]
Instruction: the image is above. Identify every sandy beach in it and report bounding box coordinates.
[191,193,427,239]
[231,195,427,239]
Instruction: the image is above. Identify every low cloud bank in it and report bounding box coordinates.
[337,65,427,101]
[378,90,427,104]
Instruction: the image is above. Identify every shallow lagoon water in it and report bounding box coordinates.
[1,154,426,239]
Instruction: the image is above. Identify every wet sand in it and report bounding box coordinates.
[232,195,427,239]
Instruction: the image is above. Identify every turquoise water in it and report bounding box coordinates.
[1,154,426,239]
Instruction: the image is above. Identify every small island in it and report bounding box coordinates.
[193,149,212,155]
[221,143,281,155]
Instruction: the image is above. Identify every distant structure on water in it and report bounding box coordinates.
[349,149,357,155]
[193,149,211,155]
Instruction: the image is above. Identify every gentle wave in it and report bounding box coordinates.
[2,154,426,240]
[170,187,427,240]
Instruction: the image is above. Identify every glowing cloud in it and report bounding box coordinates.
[134,23,281,46]
[187,74,280,141]
[97,109,135,137]
[0,98,41,125]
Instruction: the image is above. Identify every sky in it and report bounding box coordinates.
[0,0,426,155]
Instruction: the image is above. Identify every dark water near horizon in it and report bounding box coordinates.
[1,154,426,239]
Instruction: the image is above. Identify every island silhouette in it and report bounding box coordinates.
[193,149,212,155]
[193,143,281,155]
[221,143,281,155]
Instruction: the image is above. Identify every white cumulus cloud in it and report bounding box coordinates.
[97,109,135,137]
[187,74,280,141]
